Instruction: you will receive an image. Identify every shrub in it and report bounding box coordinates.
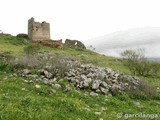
[121,49,160,77]
[0,52,15,71]
[13,56,42,69]
[48,54,78,77]
[0,61,8,71]
[16,33,28,39]
[23,45,40,56]
[7,50,78,77]
[0,34,28,45]
[126,79,157,99]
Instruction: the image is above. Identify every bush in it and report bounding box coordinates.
[13,56,42,69]
[47,54,78,77]
[7,50,78,77]
[0,61,8,71]
[126,79,157,99]
[0,52,15,72]
[0,34,29,45]
[121,49,160,77]
[23,45,40,56]
[16,33,28,39]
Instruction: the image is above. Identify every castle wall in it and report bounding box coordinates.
[65,39,86,49]
[28,17,50,41]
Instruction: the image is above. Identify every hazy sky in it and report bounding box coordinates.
[1,0,160,42]
[88,26,160,57]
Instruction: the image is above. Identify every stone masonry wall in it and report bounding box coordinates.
[65,39,86,49]
[28,17,50,41]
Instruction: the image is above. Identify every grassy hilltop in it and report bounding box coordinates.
[0,34,160,120]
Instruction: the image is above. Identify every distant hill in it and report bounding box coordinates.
[148,57,160,62]
[85,27,160,58]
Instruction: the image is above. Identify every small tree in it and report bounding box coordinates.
[87,45,96,51]
[121,49,160,77]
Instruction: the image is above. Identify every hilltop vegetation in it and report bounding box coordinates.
[0,34,160,120]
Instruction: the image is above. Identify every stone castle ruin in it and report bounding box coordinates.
[28,17,50,41]
[28,17,86,49]
[65,39,86,49]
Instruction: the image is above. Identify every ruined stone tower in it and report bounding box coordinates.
[28,17,50,41]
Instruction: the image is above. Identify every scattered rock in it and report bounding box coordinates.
[24,80,33,84]
[35,84,41,88]
[80,74,88,81]
[64,64,143,95]
[63,84,72,92]
[83,107,91,112]
[44,70,49,77]
[21,88,26,91]
[26,74,38,78]
[3,77,8,80]
[133,102,143,108]
[100,107,106,111]
[100,87,108,95]
[101,82,108,88]
[44,65,53,71]
[156,101,160,105]
[13,73,17,77]
[37,69,45,75]
[89,92,98,96]
[92,80,101,90]
[112,80,118,84]
[47,89,56,94]
[19,63,144,96]
[21,69,30,76]
[52,84,61,89]
[94,112,101,115]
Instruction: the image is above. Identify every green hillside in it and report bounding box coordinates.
[0,34,160,120]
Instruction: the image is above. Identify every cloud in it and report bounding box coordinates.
[87,27,160,57]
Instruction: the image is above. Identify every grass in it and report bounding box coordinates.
[0,73,159,120]
[0,34,129,73]
[0,34,27,56]
[0,34,160,120]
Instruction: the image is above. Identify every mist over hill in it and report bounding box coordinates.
[85,27,160,58]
